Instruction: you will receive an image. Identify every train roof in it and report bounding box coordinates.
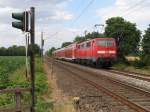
[53,37,115,53]
[53,43,77,53]
[77,37,115,44]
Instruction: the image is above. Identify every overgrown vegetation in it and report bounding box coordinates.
[141,25,150,65]
[0,56,52,111]
[0,56,25,88]
[105,17,141,61]
[0,44,40,56]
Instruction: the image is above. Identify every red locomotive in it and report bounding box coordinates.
[53,38,117,67]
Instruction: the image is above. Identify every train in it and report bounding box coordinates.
[53,37,117,67]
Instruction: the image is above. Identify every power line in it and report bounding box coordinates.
[45,0,96,42]
[122,0,148,16]
[70,0,95,26]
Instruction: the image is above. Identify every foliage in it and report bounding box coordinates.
[73,32,104,43]
[129,60,146,68]
[73,35,86,42]
[141,25,150,65]
[61,42,72,48]
[0,44,40,56]
[0,56,25,88]
[36,98,53,112]
[0,57,52,111]
[35,58,51,111]
[46,47,56,56]
[104,17,141,60]
[85,32,105,40]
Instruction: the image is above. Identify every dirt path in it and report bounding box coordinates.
[44,60,76,112]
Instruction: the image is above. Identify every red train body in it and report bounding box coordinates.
[53,38,117,67]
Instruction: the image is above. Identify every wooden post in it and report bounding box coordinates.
[15,87,21,112]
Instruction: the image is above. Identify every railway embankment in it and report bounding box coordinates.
[57,60,150,92]
[44,59,76,112]
[50,59,150,112]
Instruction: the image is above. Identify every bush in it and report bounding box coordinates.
[36,98,53,112]
[141,55,150,66]
[130,59,146,68]
[35,72,48,94]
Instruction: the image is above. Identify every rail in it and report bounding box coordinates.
[56,60,150,112]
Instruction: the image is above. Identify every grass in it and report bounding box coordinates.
[53,103,76,112]
[0,56,53,111]
[113,63,150,75]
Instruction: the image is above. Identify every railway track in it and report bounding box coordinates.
[106,69,150,82]
[55,60,150,112]
[48,57,150,82]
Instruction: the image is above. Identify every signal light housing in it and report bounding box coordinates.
[12,11,29,32]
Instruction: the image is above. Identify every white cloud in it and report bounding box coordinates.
[43,27,80,50]
[96,0,150,30]
[50,10,73,21]
[38,10,73,23]
[0,0,73,49]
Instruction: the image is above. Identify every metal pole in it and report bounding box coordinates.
[30,7,35,112]
[41,32,43,62]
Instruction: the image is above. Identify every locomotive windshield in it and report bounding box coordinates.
[96,40,114,46]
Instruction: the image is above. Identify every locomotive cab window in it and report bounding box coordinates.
[96,40,114,46]
[80,44,85,48]
[86,42,91,48]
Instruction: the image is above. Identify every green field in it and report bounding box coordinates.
[0,56,52,111]
[0,56,25,88]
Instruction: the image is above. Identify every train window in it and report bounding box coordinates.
[96,40,114,46]
[80,44,85,48]
[86,42,91,48]
[107,40,114,46]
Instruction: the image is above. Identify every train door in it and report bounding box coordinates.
[91,40,95,58]
[72,44,76,59]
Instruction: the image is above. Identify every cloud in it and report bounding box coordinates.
[0,0,73,49]
[50,10,73,21]
[43,27,80,49]
[96,0,150,30]
[37,10,73,23]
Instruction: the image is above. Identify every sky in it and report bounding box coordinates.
[0,0,150,51]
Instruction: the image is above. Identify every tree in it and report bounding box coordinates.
[0,44,40,56]
[73,35,85,42]
[0,47,7,56]
[46,47,56,56]
[28,44,40,55]
[85,32,104,40]
[73,32,104,43]
[141,25,150,65]
[61,42,72,48]
[104,17,141,60]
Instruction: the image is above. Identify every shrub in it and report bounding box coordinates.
[35,72,48,94]
[130,59,146,68]
[142,55,150,66]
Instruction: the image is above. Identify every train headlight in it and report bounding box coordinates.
[97,51,105,54]
[108,51,116,54]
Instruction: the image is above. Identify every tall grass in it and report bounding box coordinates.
[0,56,53,111]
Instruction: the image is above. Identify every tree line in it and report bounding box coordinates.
[0,44,40,56]
[47,17,150,66]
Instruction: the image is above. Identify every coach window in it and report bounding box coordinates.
[80,44,85,48]
[86,42,91,48]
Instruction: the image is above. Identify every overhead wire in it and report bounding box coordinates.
[45,0,96,42]
[70,0,95,26]
[121,0,149,17]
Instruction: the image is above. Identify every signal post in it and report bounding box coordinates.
[12,7,35,112]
